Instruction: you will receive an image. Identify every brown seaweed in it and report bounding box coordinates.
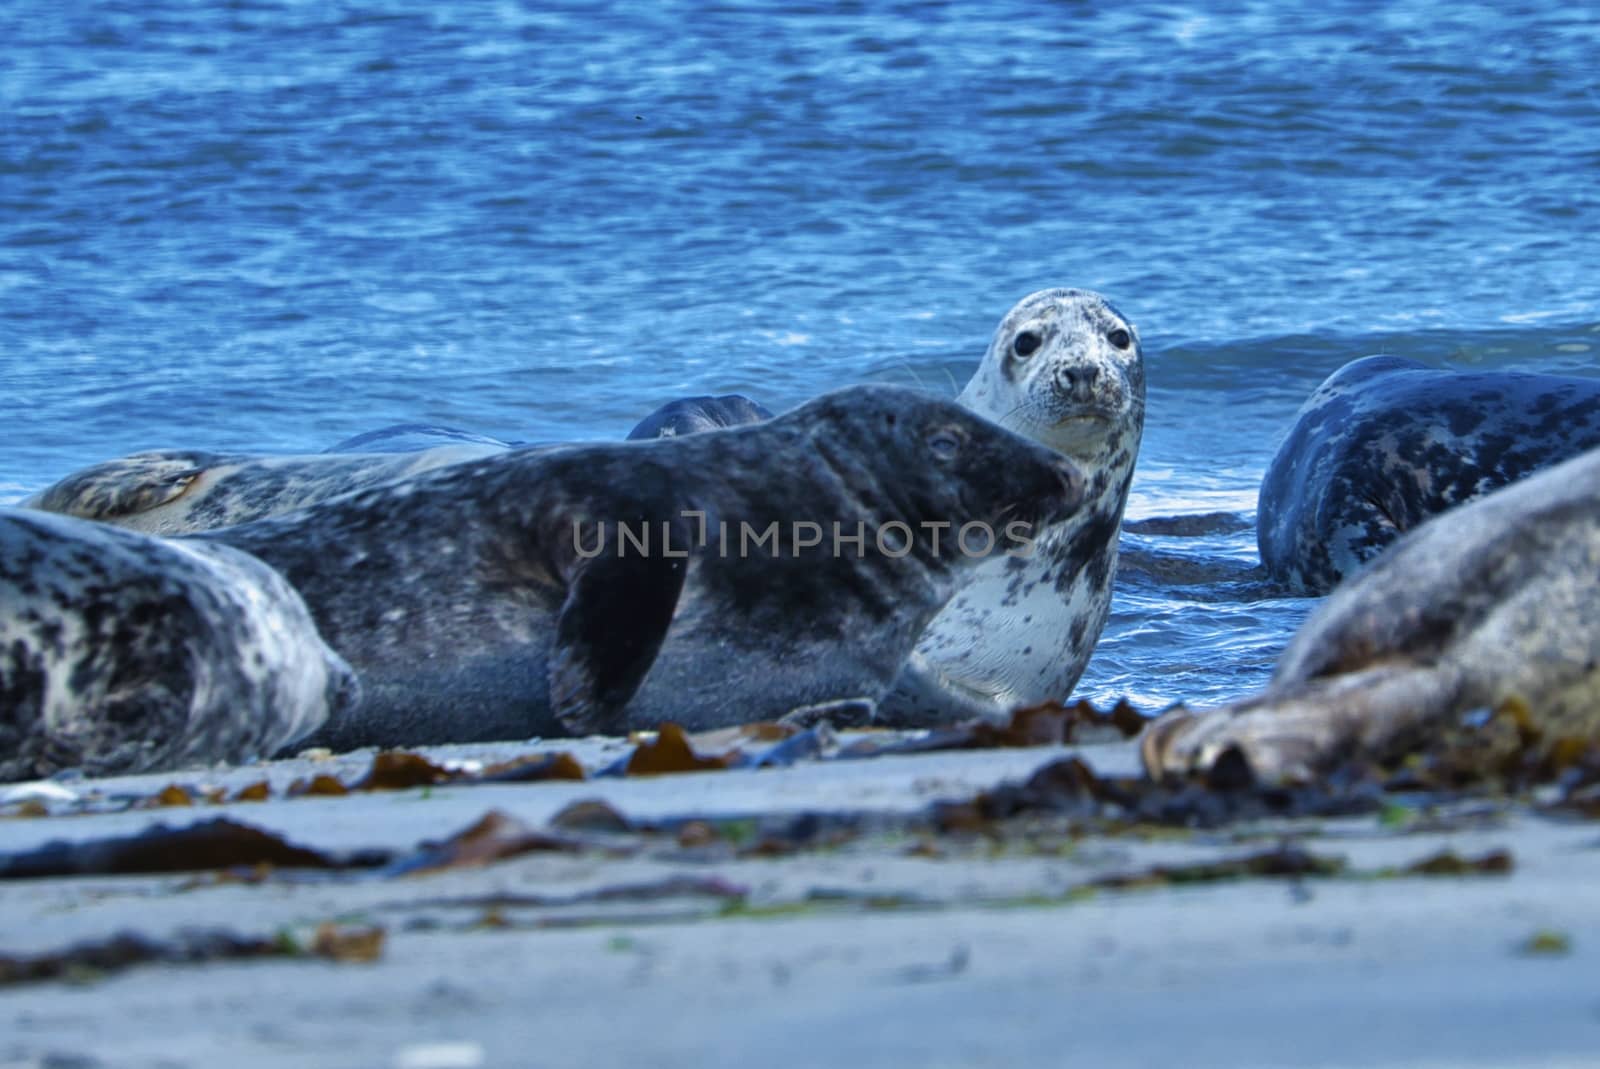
[0,817,389,880]
[0,924,384,987]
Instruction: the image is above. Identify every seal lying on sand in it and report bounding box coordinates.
[1258,356,1600,595]
[1142,444,1600,784]
[194,385,1084,751]
[24,444,505,536]
[0,509,357,782]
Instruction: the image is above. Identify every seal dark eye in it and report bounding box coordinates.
[1107,328,1132,350]
[928,431,962,461]
[1012,331,1042,358]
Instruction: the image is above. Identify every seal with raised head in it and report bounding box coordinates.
[879,288,1145,724]
[1143,443,1600,784]
[0,509,358,782]
[194,384,1084,751]
[1258,356,1600,595]
[24,443,506,536]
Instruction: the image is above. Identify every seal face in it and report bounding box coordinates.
[626,395,775,440]
[0,509,357,782]
[1258,356,1600,595]
[1145,443,1600,783]
[24,444,507,536]
[194,384,1084,751]
[879,288,1145,724]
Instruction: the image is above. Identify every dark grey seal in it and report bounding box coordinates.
[625,395,774,440]
[0,509,357,782]
[24,443,505,536]
[1258,356,1600,595]
[1143,444,1600,783]
[194,385,1084,751]
[881,288,1145,724]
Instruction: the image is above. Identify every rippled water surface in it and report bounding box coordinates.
[4,1,1597,711]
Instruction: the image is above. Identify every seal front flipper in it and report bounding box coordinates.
[549,548,690,736]
[26,452,211,522]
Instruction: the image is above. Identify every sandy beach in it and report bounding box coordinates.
[3,735,1597,1069]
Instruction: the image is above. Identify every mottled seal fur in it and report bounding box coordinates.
[1143,444,1600,783]
[880,288,1145,723]
[626,395,775,440]
[195,385,1084,751]
[1258,356,1600,595]
[0,509,358,782]
[25,444,505,536]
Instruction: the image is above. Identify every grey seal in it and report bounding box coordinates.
[881,288,1145,723]
[24,444,506,536]
[1258,356,1600,595]
[0,509,357,782]
[626,395,775,440]
[194,385,1084,751]
[1143,443,1600,784]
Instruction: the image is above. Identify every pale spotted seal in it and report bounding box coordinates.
[24,443,506,536]
[880,288,1144,723]
[0,509,357,781]
[626,395,774,440]
[1258,356,1600,595]
[1143,444,1600,784]
[194,385,1084,751]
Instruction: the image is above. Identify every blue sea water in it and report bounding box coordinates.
[3,1,1597,713]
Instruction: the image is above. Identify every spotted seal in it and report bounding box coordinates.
[24,444,507,536]
[0,509,358,781]
[626,395,775,440]
[879,288,1144,723]
[1143,443,1600,784]
[194,385,1084,751]
[1258,356,1600,595]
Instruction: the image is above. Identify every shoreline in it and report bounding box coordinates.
[3,735,1597,1068]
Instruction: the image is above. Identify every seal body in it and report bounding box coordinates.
[1144,444,1600,783]
[0,509,357,781]
[626,395,774,440]
[880,288,1145,724]
[1258,356,1600,595]
[195,385,1083,751]
[25,444,505,536]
